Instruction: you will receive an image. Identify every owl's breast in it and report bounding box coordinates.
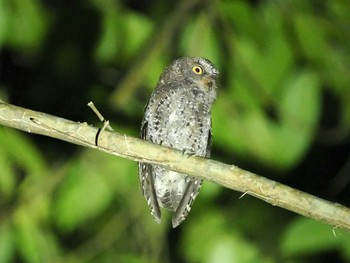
[146,89,211,157]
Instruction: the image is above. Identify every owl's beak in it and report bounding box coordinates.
[200,76,215,91]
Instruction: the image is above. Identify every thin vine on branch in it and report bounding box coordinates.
[0,101,349,230]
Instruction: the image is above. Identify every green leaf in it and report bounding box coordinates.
[293,14,328,62]
[220,1,257,39]
[0,0,9,46]
[0,128,46,176]
[14,208,59,263]
[213,69,320,170]
[180,13,220,65]
[0,146,15,198]
[281,218,348,256]
[122,12,154,61]
[0,223,15,263]
[181,211,267,263]
[94,3,153,64]
[53,158,113,232]
[340,229,350,260]
[7,0,48,51]
[277,70,321,164]
[234,22,293,96]
[14,209,44,263]
[94,7,124,63]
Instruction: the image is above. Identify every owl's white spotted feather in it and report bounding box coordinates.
[138,57,218,227]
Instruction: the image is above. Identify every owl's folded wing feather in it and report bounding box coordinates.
[138,120,161,223]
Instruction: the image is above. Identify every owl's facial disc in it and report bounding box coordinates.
[189,60,218,91]
[195,58,219,77]
[189,65,216,91]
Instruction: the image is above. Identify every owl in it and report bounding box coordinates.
[138,57,219,227]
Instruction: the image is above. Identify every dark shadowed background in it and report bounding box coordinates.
[0,0,350,262]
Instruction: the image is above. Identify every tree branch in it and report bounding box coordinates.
[0,101,349,230]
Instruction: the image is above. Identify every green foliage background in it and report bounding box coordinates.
[0,0,350,262]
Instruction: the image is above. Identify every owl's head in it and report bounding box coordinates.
[159,57,219,92]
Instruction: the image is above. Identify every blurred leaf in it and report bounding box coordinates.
[212,3,322,171]
[14,210,59,263]
[0,129,46,175]
[0,146,15,198]
[122,12,154,61]
[281,218,350,257]
[142,56,169,92]
[94,2,154,64]
[214,69,320,170]
[180,12,220,65]
[233,12,293,97]
[200,179,222,201]
[277,71,321,164]
[220,1,258,39]
[325,48,350,94]
[0,0,9,46]
[208,237,245,263]
[120,56,169,117]
[0,129,53,262]
[293,14,328,62]
[181,210,268,263]
[0,128,48,204]
[7,0,48,51]
[0,223,15,263]
[340,229,350,260]
[342,93,350,130]
[53,158,114,232]
[94,4,123,63]
[14,209,45,263]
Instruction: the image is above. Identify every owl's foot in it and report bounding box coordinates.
[182,149,196,159]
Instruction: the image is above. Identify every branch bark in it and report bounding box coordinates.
[0,101,349,230]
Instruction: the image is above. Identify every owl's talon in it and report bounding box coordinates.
[182,149,196,158]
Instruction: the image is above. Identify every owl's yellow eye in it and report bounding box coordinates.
[192,65,203,75]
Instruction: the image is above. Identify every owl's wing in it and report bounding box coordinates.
[139,120,161,223]
[172,177,203,228]
[206,127,212,158]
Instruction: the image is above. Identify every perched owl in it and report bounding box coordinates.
[138,57,219,227]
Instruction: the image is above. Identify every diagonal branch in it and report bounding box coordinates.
[0,101,349,230]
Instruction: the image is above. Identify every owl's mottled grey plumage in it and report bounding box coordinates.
[138,57,218,227]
